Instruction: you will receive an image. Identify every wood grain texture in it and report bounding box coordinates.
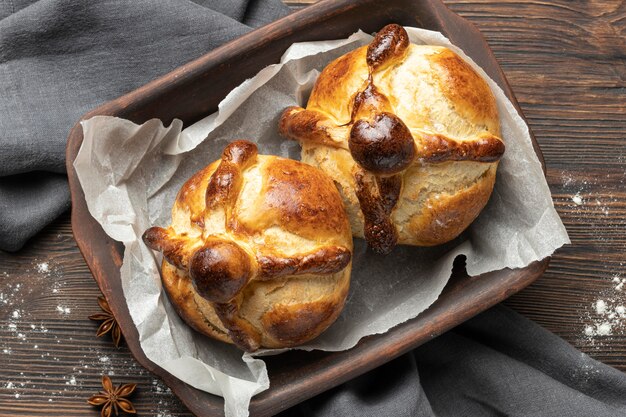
[1,0,624,416]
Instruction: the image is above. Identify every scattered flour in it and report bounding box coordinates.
[149,377,176,416]
[596,322,612,336]
[36,262,50,274]
[56,306,71,315]
[1,259,188,414]
[583,275,626,340]
[565,171,626,344]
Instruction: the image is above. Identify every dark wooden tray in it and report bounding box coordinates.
[66,0,550,415]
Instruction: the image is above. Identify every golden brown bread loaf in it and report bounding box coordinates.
[143,141,352,352]
[279,24,505,254]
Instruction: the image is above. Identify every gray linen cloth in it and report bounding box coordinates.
[280,305,626,417]
[0,0,290,251]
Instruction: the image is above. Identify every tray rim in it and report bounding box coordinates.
[66,0,551,416]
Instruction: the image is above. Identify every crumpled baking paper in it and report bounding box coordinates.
[74,27,570,417]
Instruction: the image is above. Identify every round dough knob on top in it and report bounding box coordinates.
[279,24,505,254]
[143,140,353,352]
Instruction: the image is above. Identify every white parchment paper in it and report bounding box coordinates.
[74,28,570,417]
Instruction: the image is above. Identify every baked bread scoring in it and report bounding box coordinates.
[279,24,505,254]
[143,141,352,352]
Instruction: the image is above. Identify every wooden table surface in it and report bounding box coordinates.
[1,1,625,415]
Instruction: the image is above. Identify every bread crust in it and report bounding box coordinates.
[279,24,504,252]
[144,141,353,351]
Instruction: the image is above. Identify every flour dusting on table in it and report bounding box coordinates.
[582,274,626,342]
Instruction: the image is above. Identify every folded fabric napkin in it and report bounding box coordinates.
[280,305,626,417]
[0,0,290,251]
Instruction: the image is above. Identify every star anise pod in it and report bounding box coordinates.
[89,296,123,347]
[88,375,137,417]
